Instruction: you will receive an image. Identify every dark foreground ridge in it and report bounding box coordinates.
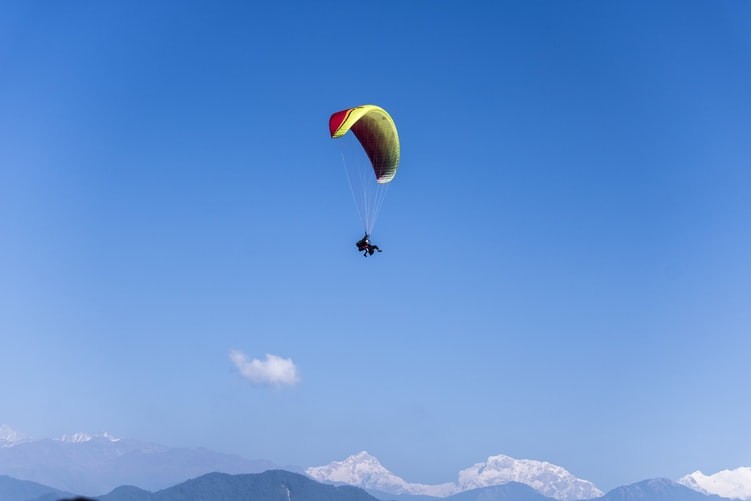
[49,470,378,501]
[1,471,738,501]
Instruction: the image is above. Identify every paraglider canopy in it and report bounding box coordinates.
[329,105,400,184]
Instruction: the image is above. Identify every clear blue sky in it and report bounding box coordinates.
[1,0,750,492]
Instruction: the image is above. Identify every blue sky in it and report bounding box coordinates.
[1,0,750,491]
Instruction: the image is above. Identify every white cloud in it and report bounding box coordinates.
[229,350,300,388]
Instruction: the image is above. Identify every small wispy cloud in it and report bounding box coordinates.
[229,350,300,388]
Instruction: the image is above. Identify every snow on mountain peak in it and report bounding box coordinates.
[306,451,456,496]
[458,454,603,500]
[0,424,30,447]
[347,450,381,465]
[678,467,751,500]
[306,451,406,491]
[307,451,602,500]
[56,432,121,443]
[0,426,122,446]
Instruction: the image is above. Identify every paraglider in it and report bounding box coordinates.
[355,233,382,257]
[329,105,400,256]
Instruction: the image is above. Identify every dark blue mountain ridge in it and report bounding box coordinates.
[0,474,70,501]
[81,485,152,501]
[0,471,739,501]
[0,436,278,496]
[361,478,734,501]
[596,478,727,501]
[444,481,556,501]
[140,475,735,501]
[93,470,381,501]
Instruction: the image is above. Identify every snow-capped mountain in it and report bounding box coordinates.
[1,426,122,447]
[306,451,456,497]
[679,468,751,500]
[0,424,277,496]
[56,431,121,444]
[457,454,602,500]
[0,425,30,447]
[306,452,602,500]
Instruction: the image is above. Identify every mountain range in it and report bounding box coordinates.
[2,425,751,501]
[0,471,739,501]
[0,474,69,501]
[0,426,277,496]
[307,452,751,501]
[0,470,380,501]
[306,451,602,500]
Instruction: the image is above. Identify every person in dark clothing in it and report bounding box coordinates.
[355,233,382,257]
[355,234,369,252]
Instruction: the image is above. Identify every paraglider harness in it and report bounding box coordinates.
[356,233,382,257]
